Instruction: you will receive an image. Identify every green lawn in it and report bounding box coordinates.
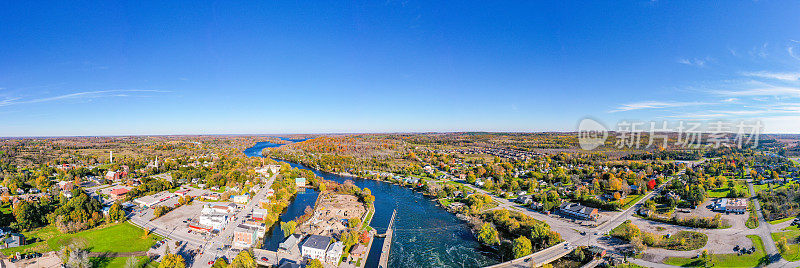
[706,181,749,198]
[664,235,767,267]
[620,194,644,209]
[769,217,794,225]
[755,181,796,194]
[1,222,160,256]
[772,230,800,261]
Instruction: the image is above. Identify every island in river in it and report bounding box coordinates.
[244,140,500,268]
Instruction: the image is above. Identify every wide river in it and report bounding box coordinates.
[244,141,500,268]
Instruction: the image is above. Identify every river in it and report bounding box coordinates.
[244,141,500,268]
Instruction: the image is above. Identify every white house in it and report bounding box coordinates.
[325,241,344,264]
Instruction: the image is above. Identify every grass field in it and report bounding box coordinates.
[664,235,767,267]
[620,194,644,209]
[706,181,749,198]
[0,222,160,256]
[769,217,794,225]
[754,182,796,194]
[772,230,800,261]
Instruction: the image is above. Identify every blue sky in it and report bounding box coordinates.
[1,1,800,136]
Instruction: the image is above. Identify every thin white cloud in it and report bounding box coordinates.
[610,101,713,113]
[740,71,800,81]
[789,46,800,61]
[715,86,800,97]
[0,90,169,107]
[678,58,708,67]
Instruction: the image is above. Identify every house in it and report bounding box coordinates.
[301,235,332,261]
[280,234,303,253]
[325,241,344,264]
[1,233,24,249]
[558,202,599,220]
[516,195,533,205]
[295,178,307,188]
[713,198,747,214]
[109,188,130,200]
[350,244,368,259]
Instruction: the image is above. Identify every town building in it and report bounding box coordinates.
[233,193,250,204]
[325,241,344,264]
[251,208,268,221]
[279,234,303,253]
[199,213,228,231]
[233,228,259,248]
[133,192,172,208]
[109,188,130,200]
[558,202,599,220]
[174,188,191,197]
[713,198,747,214]
[301,235,332,261]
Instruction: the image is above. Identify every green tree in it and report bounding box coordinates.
[307,259,324,268]
[210,258,228,268]
[159,253,186,268]
[700,249,712,268]
[230,250,257,268]
[512,236,532,259]
[280,220,296,237]
[348,217,361,229]
[478,223,500,245]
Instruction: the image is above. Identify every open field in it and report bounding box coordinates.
[769,217,794,225]
[0,222,160,256]
[664,235,767,267]
[620,194,644,209]
[772,230,800,261]
[706,181,749,198]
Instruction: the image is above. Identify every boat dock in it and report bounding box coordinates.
[378,209,397,268]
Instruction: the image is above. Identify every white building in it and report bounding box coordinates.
[232,193,250,204]
[199,213,228,231]
[301,235,332,261]
[325,241,344,264]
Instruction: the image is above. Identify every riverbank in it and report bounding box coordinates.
[246,141,501,267]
